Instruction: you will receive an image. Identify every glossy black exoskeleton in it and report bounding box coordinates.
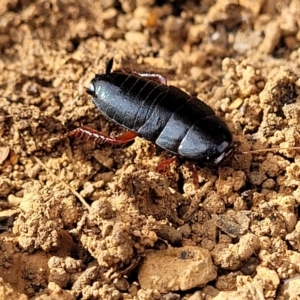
[69,58,235,165]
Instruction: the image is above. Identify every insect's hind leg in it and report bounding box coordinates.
[114,62,167,84]
[137,72,167,85]
[156,156,177,172]
[67,126,137,145]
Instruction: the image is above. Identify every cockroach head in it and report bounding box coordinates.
[85,58,114,96]
[85,85,96,97]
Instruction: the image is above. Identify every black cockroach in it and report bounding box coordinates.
[68,58,236,165]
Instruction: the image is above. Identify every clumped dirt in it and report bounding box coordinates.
[1,0,300,299]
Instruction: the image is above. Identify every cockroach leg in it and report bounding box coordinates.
[156,156,177,172]
[67,126,137,145]
[112,130,137,144]
[192,163,199,188]
[137,72,167,85]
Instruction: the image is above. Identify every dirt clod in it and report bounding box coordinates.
[138,246,217,292]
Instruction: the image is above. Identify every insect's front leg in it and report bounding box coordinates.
[67,126,137,145]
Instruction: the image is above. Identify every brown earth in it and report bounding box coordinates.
[1,0,300,299]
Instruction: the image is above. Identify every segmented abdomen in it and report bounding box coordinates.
[91,71,231,160]
[91,72,194,140]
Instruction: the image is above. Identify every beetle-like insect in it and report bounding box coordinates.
[69,58,235,165]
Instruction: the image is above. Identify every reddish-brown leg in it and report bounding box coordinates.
[67,126,137,145]
[156,156,177,173]
[192,164,199,187]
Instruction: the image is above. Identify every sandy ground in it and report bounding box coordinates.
[1,0,300,299]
